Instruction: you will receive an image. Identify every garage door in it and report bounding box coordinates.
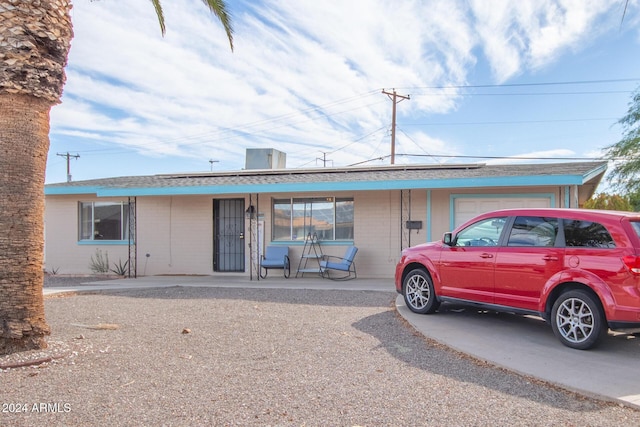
[454,196,551,227]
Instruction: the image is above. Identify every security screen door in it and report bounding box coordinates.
[213,199,245,272]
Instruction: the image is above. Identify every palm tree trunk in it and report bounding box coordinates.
[0,93,52,354]
[0,0,72,354]
[0,0,231,355]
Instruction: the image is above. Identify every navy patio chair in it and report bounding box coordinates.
[319,246,358,281]
[259,246,290,279]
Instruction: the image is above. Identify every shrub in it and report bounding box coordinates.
[89,249,110,274]
[110,259,129,276]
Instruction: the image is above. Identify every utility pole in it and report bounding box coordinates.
[56,152,80,182]
[316,152,333,167]
[209,159,219,171]
[382,89,410,164]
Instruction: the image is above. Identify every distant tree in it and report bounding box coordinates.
[604,87,640,194]
[628,190,640,212]
[583,193,633,211]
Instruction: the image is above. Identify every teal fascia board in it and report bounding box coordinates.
[45,173,589,197]
[45,186,105,195]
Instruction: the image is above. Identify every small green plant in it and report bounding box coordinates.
[89,249,110,274]
[110,259,129,276]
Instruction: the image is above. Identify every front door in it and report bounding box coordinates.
[213,199,245,272]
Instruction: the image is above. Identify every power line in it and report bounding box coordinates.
[52,78,640,171]
[400,117,619,127]
[56,95,386,157]
[401,154,603,160]
[401,77,640,91]
[61,79,639,156]
[347,153,604,167]
[417,90,633,96]
[421,90,629,96]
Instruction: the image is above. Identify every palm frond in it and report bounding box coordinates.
[148,0,233,51]
[149,0,166,36]
[200,0,234,51]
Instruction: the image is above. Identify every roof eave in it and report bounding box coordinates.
[44,174,595,197]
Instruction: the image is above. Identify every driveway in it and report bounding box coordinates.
[397,297,640,409]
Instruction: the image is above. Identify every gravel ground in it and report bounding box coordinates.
[1,281,639,426]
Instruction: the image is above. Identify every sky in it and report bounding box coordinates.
[46,0,640,187]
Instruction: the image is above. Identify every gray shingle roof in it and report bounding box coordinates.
[45,161,607,196]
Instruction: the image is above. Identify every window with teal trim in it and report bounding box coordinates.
[79,202,130,241]
[272,197,354,241]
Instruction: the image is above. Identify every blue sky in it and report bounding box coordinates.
[46,0,640,187]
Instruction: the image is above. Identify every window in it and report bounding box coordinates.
[508,216,558,247]
[272,197,354,241]
[455,217,506,247]
[631,222,640,241]
[79,202,130,241]
[563,219,615,248]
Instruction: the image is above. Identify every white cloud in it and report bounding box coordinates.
[48,0,637,179]
[469,0,619,81]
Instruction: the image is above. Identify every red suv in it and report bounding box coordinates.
[395,208,640,349]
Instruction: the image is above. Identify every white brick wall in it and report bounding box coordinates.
[45,186,562,278]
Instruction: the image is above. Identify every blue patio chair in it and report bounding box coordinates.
[319,246,358,281]
[260,246,290,279]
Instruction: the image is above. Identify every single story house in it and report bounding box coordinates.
[43,158,607,279]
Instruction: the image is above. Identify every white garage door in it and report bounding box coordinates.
[454,197,551,227]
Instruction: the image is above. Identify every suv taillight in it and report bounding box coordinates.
[622,256,640,274]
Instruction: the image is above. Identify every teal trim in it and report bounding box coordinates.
[449,197,455,230]
[46,186,104,195]
[449,193,556,229]
[46,174,591,197]
[78,240,130,246]
[564,186,570,208]
[426,190,432,242]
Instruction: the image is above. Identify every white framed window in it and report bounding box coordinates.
[272,197,354,241]
[79,202,130,241]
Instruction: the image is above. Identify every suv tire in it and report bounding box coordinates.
[551,289,607,350]
[403,269,440,314]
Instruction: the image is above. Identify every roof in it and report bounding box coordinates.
[44,161,607,197]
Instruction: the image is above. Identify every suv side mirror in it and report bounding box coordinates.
[443,232,454,246]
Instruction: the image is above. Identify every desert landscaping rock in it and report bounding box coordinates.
[1,285,639,426]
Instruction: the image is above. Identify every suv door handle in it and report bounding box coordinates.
[542,255,558,261]
[480,253,494,259]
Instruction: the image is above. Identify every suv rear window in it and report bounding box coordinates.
[631,222,640,241]
[563,219,615,248]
